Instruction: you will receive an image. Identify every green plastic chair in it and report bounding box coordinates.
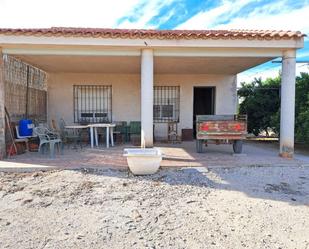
[115,121,128,142]
[59,119,82,149]
[128,121,141,142]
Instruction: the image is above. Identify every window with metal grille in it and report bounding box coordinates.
[73,85,112,123]
[153,86,180,123]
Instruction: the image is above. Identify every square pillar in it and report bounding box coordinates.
[280,49,296,158]
[141,49,154,148]
[0,50,6,159]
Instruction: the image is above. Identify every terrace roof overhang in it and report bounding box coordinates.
[0,28,305,74]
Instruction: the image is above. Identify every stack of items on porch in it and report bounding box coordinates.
[5,114,146,158]
[5,112,63,158]
[6,117,190,158]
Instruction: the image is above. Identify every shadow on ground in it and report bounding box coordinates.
[2,141,309,207]
[73,164,309,207]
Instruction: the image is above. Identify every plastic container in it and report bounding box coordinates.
[123,148,162,175]
[19,119,33,136]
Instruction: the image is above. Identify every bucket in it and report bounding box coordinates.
[19,119,33,136]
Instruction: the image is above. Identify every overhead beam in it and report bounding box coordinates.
[154,48,282,57]
[2,48,141,56]
[0,34,304,49]
[3,47,282,58]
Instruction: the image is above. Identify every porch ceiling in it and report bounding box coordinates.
[14,54,272,74]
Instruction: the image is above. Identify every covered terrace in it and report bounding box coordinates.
[0,28,305,161]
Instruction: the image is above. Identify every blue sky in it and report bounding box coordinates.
[0,0,308,82]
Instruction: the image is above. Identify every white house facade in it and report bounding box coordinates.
[0,28,305,158]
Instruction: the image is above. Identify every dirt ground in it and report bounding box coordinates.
[0,166,308,249]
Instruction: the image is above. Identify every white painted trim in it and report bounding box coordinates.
[0,35,304,49]
[154,48,282,57]
[2,48,141,56]
[3,47,281,58]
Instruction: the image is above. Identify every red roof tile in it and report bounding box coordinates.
[0,27,305,40]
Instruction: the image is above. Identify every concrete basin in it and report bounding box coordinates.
[123,148,162,175]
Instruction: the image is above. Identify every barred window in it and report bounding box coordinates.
[153,86,180,123]
[73,85,112,123]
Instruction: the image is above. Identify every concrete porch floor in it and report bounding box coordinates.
[1,141,309,171]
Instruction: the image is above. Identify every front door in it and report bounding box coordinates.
[193,87,215,137]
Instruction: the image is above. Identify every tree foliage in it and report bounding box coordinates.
[238,72,309,143]
[295,73,309,143]
[238,77,280,136]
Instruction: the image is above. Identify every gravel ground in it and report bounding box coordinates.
[0,166,309,249]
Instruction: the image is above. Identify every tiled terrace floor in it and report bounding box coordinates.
[1,141,309,171]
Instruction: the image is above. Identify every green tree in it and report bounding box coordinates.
[238,72,309,144]
[295,72,309,143]
[238,77,280,136]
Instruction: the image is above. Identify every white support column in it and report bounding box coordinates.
[0,50,5,159]
[141,49,154,148]
[280,49,296,158]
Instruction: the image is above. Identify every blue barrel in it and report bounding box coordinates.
[19,119,33,136]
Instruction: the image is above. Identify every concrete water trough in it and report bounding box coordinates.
[123,148,162,175]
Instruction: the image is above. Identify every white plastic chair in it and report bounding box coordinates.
[33,127,63,158]
[15,125,31,151]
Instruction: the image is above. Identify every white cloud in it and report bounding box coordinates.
[0,0,142,28]
[237,63,309,85]
[116,0,176,29]
[215,5,309,34]
[298,51,309,58]
[238,66,281,84]
[176,0,309,84]
[0,0,177,29]
[176,1,309,35]
[176,0,252,30]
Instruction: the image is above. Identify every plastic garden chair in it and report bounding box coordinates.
[33,126,63,158]
[114,121,128,143]
[128,121,141,142]
[58,118,83,149]
[15,125,31,151]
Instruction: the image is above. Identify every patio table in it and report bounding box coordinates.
[65,123,116,148]
[65,125,89,129]
[88,123,116,148]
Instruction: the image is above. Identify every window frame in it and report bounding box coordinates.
[73,85,112,124]
[153,86,180,123]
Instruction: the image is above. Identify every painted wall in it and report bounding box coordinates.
[47,73,237,139]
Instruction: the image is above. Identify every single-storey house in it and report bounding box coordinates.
[0,28,305,158]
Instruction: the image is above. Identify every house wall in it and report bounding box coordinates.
[47,73,237,139]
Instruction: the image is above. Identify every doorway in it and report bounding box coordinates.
[193,87,215,137]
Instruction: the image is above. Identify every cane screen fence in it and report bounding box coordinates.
[3,55,47,123]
